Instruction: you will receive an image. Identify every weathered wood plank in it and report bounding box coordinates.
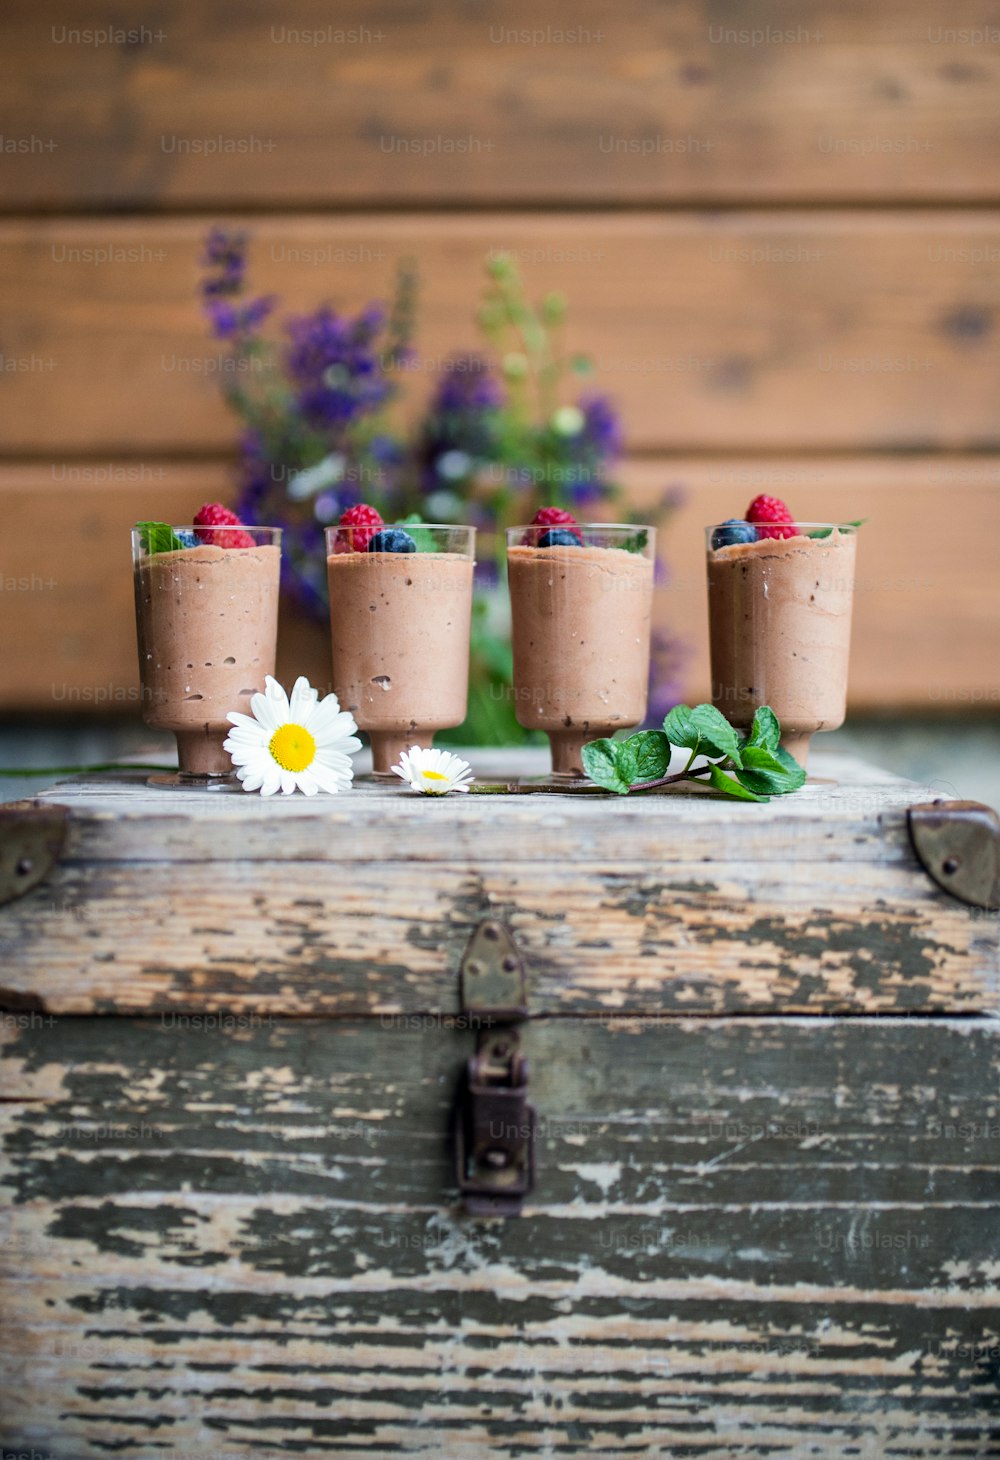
[2,1016,998,1456]
[1,0,998,207]
[0,757,994,1017]
[3,457,999,714]
[1,215,1000,454]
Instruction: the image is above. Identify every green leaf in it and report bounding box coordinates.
[740,705,781,753]
[708,763,768,802]
[396,513,437,552]
[136,521,187,555]
[622,730,671,783]
[581,738,631,795]
[807,518,867,540]
[622,527,649,554]
[773,744,805,778]
[736,744,807,797]
[663,704,743,767]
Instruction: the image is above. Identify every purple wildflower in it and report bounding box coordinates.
[284,305,392,430]
[417,355,502,491]
[200,229,274,338]
[201,228,246,296]
[205,293,275,340]
[578,393,623,462]
[433,355,503,416]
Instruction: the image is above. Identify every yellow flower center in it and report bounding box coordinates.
[423,770,447,781]
[269,722,316,773]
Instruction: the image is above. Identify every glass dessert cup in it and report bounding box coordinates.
[506,523,656,777]
[326,524,476,776]
[705,523,857,769]
[132,527,282,787]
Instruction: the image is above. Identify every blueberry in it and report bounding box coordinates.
[711,519,757,550]
[537,528,583,548]
[368,528,417,553]
[175,529,198,548]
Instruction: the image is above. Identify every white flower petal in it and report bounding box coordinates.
[226,710,262,732]
[310,761,350,794]
[259,763,283,796]
[264,675,291,719]
[249,690,280,733]
[289,675,319,726]
[313,712,360,746]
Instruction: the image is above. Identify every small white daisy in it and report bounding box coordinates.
[392,746,475,795]
[224,675,361,796]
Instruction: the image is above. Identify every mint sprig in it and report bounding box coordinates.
[807,518,867,540]
[581,704,807,802]
[397,512,438,553]
[137,521,188,555]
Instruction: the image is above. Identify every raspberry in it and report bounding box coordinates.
[746,494,797,541]
[529,506,583,542]
[193,501,255,550]
[336,503,384,553]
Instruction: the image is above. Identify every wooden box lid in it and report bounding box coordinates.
[0,749,996,1017]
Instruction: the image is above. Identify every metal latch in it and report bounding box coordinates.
[454,919,535,1217]
[0,805,68,907]
[908,801,1000,911]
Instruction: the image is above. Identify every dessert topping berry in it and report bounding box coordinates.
[538,528,585,549]
[337,503,384,552]
[745,494,797,540]
[368,528,417,554]
[531,506,583,541]
[193,502,255,550]
[711,519,758,550]
[522,505,583,546]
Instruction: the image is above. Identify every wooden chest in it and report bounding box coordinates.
[1,749,999,1459]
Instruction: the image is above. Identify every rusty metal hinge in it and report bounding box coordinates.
[908,800,1000,911]
[454,919,535,1217]
[0,805,68,907]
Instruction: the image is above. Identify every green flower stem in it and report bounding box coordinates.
[467,764,717,796]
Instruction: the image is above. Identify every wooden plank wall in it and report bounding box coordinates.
[0,0,998,713]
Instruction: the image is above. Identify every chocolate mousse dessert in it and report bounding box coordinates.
[506,510,655,776]
[706,495,858,767]
[132,507,281,781]
[326,508,475,775]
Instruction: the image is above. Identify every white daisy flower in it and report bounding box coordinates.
[223,675,361,796]
[392,746,475,795]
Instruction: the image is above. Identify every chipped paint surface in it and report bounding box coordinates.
[0,858,994,1016]
[0,759,995,1016]
[1,1016,999,1456]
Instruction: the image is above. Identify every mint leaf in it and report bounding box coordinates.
[581,738,631,795]
[736,744,807,797]
[622,730,670,782]
[137,521,187,555]
[396,514,437,552]
[663,704,742,767]
[773,745,805,777]
[623,527,649,554]
[708,763,768,802]
[741,705,781,753]
[807,518,867,540]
